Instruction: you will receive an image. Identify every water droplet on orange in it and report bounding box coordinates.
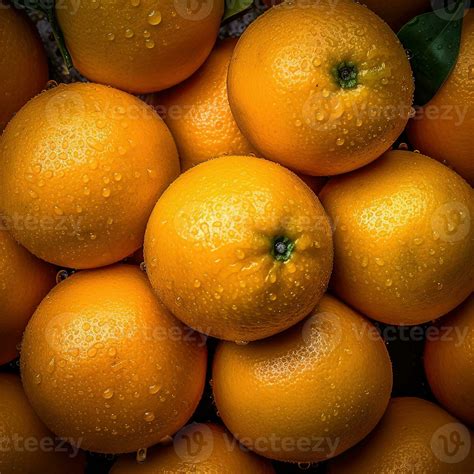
[148,10,162,25]
[102,388,114,399]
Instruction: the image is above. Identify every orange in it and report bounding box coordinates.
[327,397,474,473]
[20,265,207,454]
[0,228,56,365]
[0,373,86,474]
[0,7,48,130]
[227,0,414,176]
[110,423,275,473]
[363,0,431,31]
[56,0,223,93]
[424,295,474,426]
[408,11,474,185]
[212,294,392,463]
[152,38,255,171]
[0,82,179,269]
[319,150,474,325]
[144,155,333,342]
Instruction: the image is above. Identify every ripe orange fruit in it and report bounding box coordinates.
[56,0,223,93]
[0,82,179,269]
[319,150,474,325]
[152,38,255,171]
[110,423,275,473]
[363,0,431,31]
[0,228,56,365]
[20,265,207,454]
[327,397,474,473]
[227,0,414,176]
[0,7,48,131]
[144,155,333,342]
[212,294,393,463]
[0,373,86,474]
[424,295,474,426]
[408,11,474,185]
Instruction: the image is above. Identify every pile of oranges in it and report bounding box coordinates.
[0,0,473,472]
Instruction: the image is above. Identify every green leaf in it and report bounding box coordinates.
[397,1,466,106]
[223,0,254,22]
[12,0,73,69]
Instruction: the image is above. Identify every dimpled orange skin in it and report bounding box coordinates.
[0,374,86,474]
[424,295,474,426]
[0,8,48,131]
[144,155,333,342]
[408,12,474,185]
[320,150,474,326]
[212,295,392,463]
[227,0,414,176]
[153,38,256,171]
[56,0,223,93]
[20,265,207,454]
[0,82,179,269]
[0,229,56,365]
[111,423,276,473]
[327,397,474,473]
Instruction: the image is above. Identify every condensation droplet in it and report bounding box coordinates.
[235,249,245,260]
[468,65,474,80]
[148,10,162,25]
[149,384,161,395]
[144,411,155,422]
[56,269,70,283]
[286,262,296,273]
[103,388,114,399]
[137,448,147,463]
[145,39,155,49]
